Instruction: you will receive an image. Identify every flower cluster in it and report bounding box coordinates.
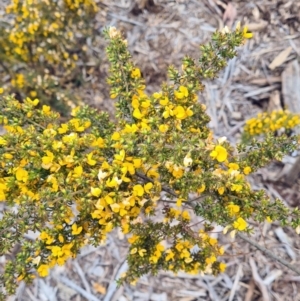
[244,110,300,137]
[0,25,300,299]
[0,0,99,114]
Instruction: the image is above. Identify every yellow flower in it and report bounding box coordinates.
[87,152,96,166]
[124,123,138,133]
[159,97,169,106]
[231,184,242,192]
[91,187,101,197]
[25,97,39,106]
[138,249,147,257]
[51,246,64,257]
[133,184,144,197]
[40,232,54,245]
[58,123,68,134]
[266,216,272,223]
[218,187,225,195]
[243,166,252,175]
[176,198,184,207]
[233,217,247,231]
[205,255,216,264]
[72,223,83,235]
[0,137,7,145]
[182,210,190,221]
[227,204,240,216]
[111,132,120,141]
[144,182,153,193]
[37,264,49,277]
[73,166,83,178]
[228,163,239,170]
[166,250,175,261]
[15,168,28,183]
[174,86,189,99]
[210,145,228,162]
[197,184,206,193]
[133,158,142,168]
[42,105,51,115]
[42,151,54,169]
[131,68,141,78]
[209,237,218,246]
[128,235,139,244]
[219,262,226,273]
[243,26,253,39]
[130,247,137,255]
[159,124,169,133]
[115,149,125,162]
[133,108,143,119]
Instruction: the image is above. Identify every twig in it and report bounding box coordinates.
[103,260,128,301]
[249,258,271,301]
[73,260,91,294]
[59,276,100,301]
[228,264,243,301]
[238,232,300,275]
[244,279,255,301]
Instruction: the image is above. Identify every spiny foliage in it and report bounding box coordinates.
[0,24,300,299]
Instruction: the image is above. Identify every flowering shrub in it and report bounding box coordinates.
[244,110,300,137]
[0,25,300,299]
[0,0,99,114]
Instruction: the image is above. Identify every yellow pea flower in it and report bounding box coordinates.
[73,166,83,178]
[219,262,226,273]
[42,105,51,115]
[91,187,101,197]
[130,247,137,255]
[243,166,252,175]
[218,187,225,195]
[144,182,153,193]
[159,124,169,133]
[71,223,83,235]
[111,132,120,141]
[58,123,68,134]
[233,217,247,231]
[174,85,189,99]
[133,108,143,119]
[15,168,28,183]
[131,68,141,78]
[37,264,49,277]
[87,152,96,166]
[243,26,253,39]
[133,184,144,197]
[210,145,228,162]
[0,137,7,145]
[182,210,190,221]
[227,204,240,216]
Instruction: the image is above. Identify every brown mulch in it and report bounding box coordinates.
[3,0,300,300]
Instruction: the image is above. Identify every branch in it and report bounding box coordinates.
[238,232,300,275]
[136,171,300,276]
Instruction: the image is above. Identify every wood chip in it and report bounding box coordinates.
[274,228,296,261]
[269,47,293,70]
[247,20,268,32]
[267,90,282,112]
[249,258,271,301]
[282,60,300,113]
[222,2,237,28]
